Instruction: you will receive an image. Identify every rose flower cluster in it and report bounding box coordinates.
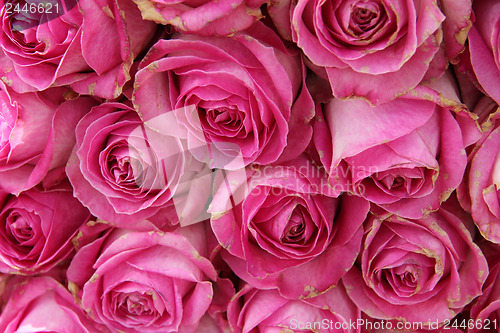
[0,0,499,331]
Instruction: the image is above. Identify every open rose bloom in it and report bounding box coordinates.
[67,223,219,332]
[0,181,90,274]
[66,101,214,228]
[0,0,157,97]
[343,198,488,326]
[134,21,315,169]
[210,156,369,299]
[0,0,499,331]
[269,0,471,105]
[314,72,482,218]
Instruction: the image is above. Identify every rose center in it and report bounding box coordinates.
[6,213,33,243]
[348,1,386,38]
[106,143,147,190]
[118,292,154,316]
[213,109,237,124]
[371,167,426,198]
[353,6,377,25]
[377,174,408,190]
[391,176,404,188]
[380,263,421,296]
[281,207,307,244]
[109,156,136,184]
[200,107,243,137]
[395,266,418,287]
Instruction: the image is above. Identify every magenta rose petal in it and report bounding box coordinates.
[468,113,500,243]
[469,26,500,106]
[0,276,109,333]
[0,86,96,195]
[325,37,442,105]
[322,98,434,166]
[70,0,157,98]
[440,0,473,63]
[132,0,264,36]
[468,0,500,104]
[80,0,123,75]
[469,242,500,332]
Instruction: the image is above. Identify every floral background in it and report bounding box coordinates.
[0,0,499,331]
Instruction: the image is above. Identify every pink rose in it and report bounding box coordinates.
[314,72,482,219]
[132,0,266,36]
[67,223,218,333]
[468,0,500,105]
[66,101,213,228]
[0,180,91,274]
[343,199,488,325]
[0,84,95,194]
[210,156,369,299]
[464,110,500,243]
[0,276,108,332]
[0,0,157,98]
[133,22,315,169]
[469,242,500,333]
[270,0,471,105]
[227,282,360,332]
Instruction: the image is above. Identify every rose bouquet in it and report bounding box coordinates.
[0,0,499,332]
